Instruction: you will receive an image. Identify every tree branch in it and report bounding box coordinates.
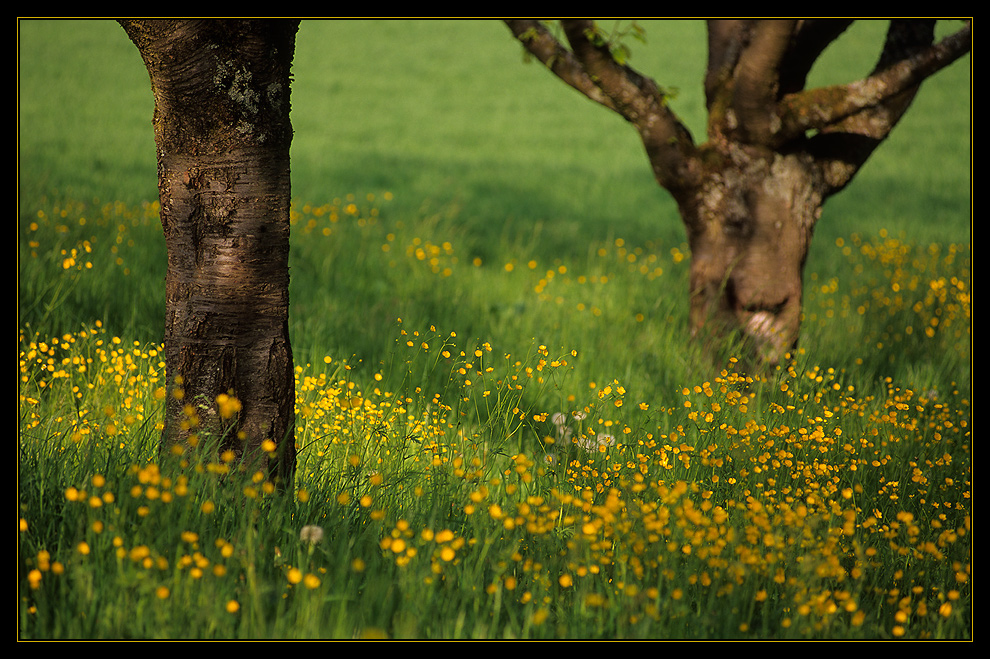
[505,19,699,192]
[777,21,970,143]
[504,19,619,111]
[777,20,854,95]
[704,20,852,144]
[704,19,751,109]
[557,20,667,125]
[729,20,797,144]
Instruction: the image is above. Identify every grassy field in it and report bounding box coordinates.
[19,19,971,640]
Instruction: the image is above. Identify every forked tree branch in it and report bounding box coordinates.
[505,19,698,192]
[776,20,970,144]
[776,20,855,95]
[506,19,969,196]
[504,19,619,111]
[557,19,669,127]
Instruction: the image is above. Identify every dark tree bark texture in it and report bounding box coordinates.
[506,19,970,368]
[120,19,300,486]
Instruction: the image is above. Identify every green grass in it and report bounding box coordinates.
[19,19,970,639]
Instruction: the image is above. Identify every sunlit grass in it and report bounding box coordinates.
[18,196,970,639]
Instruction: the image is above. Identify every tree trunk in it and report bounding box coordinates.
[677,145,823,366]
[121,19,299,486]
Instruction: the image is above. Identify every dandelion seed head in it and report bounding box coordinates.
[300,525,324,544]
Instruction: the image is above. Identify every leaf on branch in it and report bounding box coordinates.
[611,43,631,66]
[517,26,540,43]
[582,20,648,66]
[582,25,608,49]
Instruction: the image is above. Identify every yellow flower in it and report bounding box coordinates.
[585,593,606,607]
[303,573,321,589]
[287,567,303,584]
[216,393,242,419]
[226,600,240,614]
[27,569,42,589]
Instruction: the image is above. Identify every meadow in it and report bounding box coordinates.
[18,19,971,640]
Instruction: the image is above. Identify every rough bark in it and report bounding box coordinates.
[120,19,299,486]
[678,144,823,366]
[506,19,970,367]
